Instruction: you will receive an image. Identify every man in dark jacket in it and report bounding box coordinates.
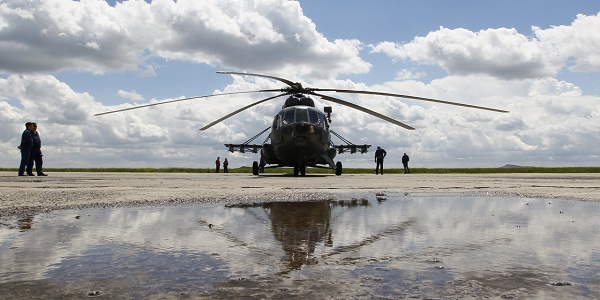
[18,122,34,176]
[402,152,410,174]
[27,122,47,176]
[374,146,387,175]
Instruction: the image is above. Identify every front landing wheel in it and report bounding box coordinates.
[252,161,259,175]
[335,161,342,176]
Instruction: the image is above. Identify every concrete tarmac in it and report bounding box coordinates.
[1,172,599,215]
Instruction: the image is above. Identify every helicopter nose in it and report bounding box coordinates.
[296,123,309,134]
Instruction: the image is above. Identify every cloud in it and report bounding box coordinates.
[528,78,582,97]
[534,13,600,72]
[0,0,371,78]
[118,90,145,102]
[394,69,426,81]
[371,27,562,80]
[0,0,148,74]
[370,13,600,80]
[139,65,157,77]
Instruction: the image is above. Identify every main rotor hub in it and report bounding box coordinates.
[283,94,315,108]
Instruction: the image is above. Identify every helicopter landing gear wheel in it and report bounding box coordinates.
[293,162,306,176]
[252,161,259,175]
[335,161,342,176]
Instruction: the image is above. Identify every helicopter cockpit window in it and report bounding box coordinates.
[296,108,308,123]
[308,110,319,125]
[273,115,279,130]
[318,113,327,128]
[283,110,295,125]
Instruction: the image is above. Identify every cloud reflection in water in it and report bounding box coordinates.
[0,194,599,298]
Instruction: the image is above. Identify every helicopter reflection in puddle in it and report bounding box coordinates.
[223,197,411,274]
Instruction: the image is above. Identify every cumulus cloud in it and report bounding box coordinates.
[118,89,145,102]
[395,69,426,81]
[371,12,600,80]
[0,0,370,78]
[0,74,215,168]
[534,13,600,72]
[528,78,582,97]
[371,27,561,79]
[0,0,148,73]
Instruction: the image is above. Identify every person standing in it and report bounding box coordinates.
[374,145,387,175]
[27,122,47,176]
[223,158,229,173]
[402,152,410,174]
[18,122,34,176]
[215,157,221,173]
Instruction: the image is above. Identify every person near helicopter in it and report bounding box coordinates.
[223,158,229,173]
[402,152,410,174]
[18,122,34,176]
[374,146,387,175]
[27,122,47,176]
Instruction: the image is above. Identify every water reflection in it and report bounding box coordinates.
[263,201,331,271]
[17,215,34,231]
[0,195,599,299]
[228,199,374,273]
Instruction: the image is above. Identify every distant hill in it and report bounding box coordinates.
[500,164,534,168]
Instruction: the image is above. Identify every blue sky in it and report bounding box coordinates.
[1,0,599,169]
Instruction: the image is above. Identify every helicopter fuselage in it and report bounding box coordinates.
[260,95,337,172]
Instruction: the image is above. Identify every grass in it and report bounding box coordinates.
[1,167,599,174]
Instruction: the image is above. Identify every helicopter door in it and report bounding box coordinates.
[318,113,329,144]
[271,114,281,143]
[308,110,319,134]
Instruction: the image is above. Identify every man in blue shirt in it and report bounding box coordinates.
[18,122,34,176]
[374,146,387,175]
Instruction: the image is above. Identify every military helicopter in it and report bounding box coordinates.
[96,71,508,176]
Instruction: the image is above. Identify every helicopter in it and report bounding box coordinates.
[96,71,508,176]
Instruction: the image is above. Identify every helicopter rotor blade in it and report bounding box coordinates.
[217,71,299,88]
[94,89,282,116]
[312,92,416,130]
[312,88,509,113]
[200,93,288,131]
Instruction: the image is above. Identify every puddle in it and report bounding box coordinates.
[1,194,599,299]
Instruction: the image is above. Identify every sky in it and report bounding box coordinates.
[1,0,599,169]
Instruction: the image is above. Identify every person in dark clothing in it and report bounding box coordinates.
[215,157,221,173]
[18,122,34,176]
[402,152,410,174]
[27,122,47,176]
[374,145,387,175]
[223,158,229,173]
